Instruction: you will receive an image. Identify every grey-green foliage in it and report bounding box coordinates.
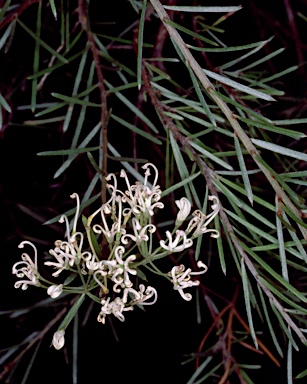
[1,1,307,383]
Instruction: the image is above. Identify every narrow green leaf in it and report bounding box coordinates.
[234,135,253,204]
[58,294,85,331]
[189,141,234,170]
[169,131,192,202]
[241,258,258,348]
[72,312,78,384]
[17,19,68,63]
[0,93,11,113]
[236,115,306,139]
[252,139,307,161]
[62,48,89,132]
[241,243,307,303]
[105,80,159,133]
[108,155,148,163]
[216,175,275,211]
[204,69,275,101]
[187,40,271,52]
[295,368,307,379]
[37,146,100,156]
[218,36,274,70]
[237,48,285,72]
[269,300,299,351]
[258,286,283,357]
[51,92,101,107]
[0,0,11,21]
[28,45,86,80]
[187,356,213,384]
[31,1,42,112]
[276,202,289,282]
[164,5,242,12]
[53,122,102,178]
[137,0,147,90]
[287,339,293,384]
[215,214,226,274]
[225,209,278,243]
[161,172,201,197]
[49,0,57,19]
[0,21,13,51]
[273,118,307,126]
[187,65,216,126]
[111,114,162,144]
[82,215,102,258]
[164,18,218,46]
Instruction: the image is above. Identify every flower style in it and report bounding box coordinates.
[129,284,158,306]
[160,230,193,253]
[52,330,65,350]
[112,246,137,289]
[47,284,63,298]
[45,244,71,277]
[186,195,220,239]
[169,261,208,301]
[121,217,156,245]
[120,163,164,218]
[12,241,40,290]
[175,197,191,225]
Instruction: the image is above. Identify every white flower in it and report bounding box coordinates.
[47,284,63,298]
[169,261,208,301]
[112,246,137,289]
[160,230,193,253]
[186,195,220,239]
[175,197,191,225]
[83,252,100,272]
[120,164,164,218]
[97,297,133,324]
[130,284,158,306]
[52,330,65,350]
[121,217,156,245]
[45,246,70,277]
[12,241,40,290]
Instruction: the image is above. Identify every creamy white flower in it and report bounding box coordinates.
[169,261,208,301]
[13,241,40,290]
[45,247,70,277]
[97,297,133,324]
[130,284,158,306]
[121,217,156,245]
[119,164,164,218]
[47,284,63,298]
[113,246,137,289]
[175,197,191,225]
[52,330,65,350]
[186,195,220,239]
[160,230,193,253]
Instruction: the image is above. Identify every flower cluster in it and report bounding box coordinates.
[12,163,220,350]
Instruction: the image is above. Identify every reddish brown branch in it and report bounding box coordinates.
[0,0,41,31]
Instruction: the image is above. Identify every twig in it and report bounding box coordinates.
[149,0,307,241]
[0,0,40,31]
[142,63,307,347]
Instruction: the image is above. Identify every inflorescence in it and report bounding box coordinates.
[12,163,220,350]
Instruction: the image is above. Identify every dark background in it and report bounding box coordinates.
[1,1,307,383]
